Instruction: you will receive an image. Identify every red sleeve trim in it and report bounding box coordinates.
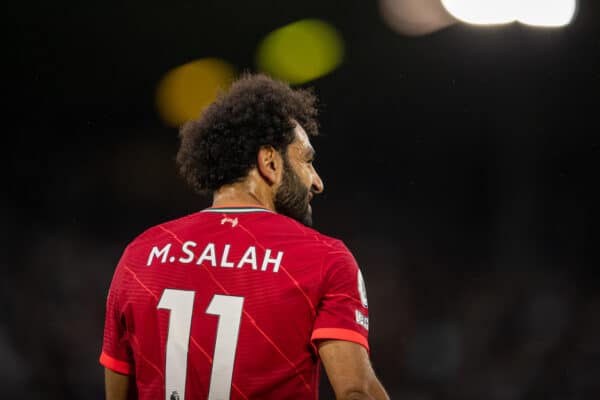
[100,351,132,375]
[311,328,370,352]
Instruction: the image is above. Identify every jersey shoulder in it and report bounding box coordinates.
[259,212,354,262]
[118,211,205,260]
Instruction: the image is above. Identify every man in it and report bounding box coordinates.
[100,74,389,400]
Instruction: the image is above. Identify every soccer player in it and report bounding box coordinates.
[100,74,389,400]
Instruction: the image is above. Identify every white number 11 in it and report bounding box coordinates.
[158,289,244,400]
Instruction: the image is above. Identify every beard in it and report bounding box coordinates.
[274,157,313,227]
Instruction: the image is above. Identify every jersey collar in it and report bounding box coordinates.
[201,205,274,214]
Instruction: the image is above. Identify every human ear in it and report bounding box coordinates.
[256,146,282,185]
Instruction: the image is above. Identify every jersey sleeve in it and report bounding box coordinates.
[99,257,134,375]
[311,244,370,352]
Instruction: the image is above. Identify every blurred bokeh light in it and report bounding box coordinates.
[256,19,344,85]
[156,58,236,127]
[379,0,457,36]
[441,0,577,27]
[440,0,516,25]
[518,0,577,27]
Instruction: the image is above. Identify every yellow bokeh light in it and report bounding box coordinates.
[256,19,344,85]
[156,58,236,127]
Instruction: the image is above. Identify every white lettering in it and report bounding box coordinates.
[179,241,197,263]
[147,244,172,266]
[221,244,234,268]
[148,242,285,273]
[261,249,283,272]
[357,270,368,308]
[196,243,217,267]
[355,309,369,330]
[237,246,257,270]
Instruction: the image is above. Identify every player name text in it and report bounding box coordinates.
[146,242,284,272]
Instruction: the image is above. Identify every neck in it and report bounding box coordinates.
[212,175,275,211]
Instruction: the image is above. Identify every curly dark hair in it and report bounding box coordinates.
[176,73,319,193]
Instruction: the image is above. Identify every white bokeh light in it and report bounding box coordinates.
[440,0,517,25]
[518,0,577,27]
[440,0,577,27]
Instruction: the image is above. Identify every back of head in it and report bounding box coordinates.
[177,74,319,194]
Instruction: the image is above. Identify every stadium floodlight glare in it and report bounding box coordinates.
[518,0,577,27]
[440,0,577,27]
[256,19,344,85]
[440,0,516,25]
[155,58,236,127]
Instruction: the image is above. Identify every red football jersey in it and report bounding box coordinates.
[100,206,370,400]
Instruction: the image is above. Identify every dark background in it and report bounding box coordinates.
[4,0,599,398]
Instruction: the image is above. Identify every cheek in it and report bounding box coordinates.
[300,168,313,188]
